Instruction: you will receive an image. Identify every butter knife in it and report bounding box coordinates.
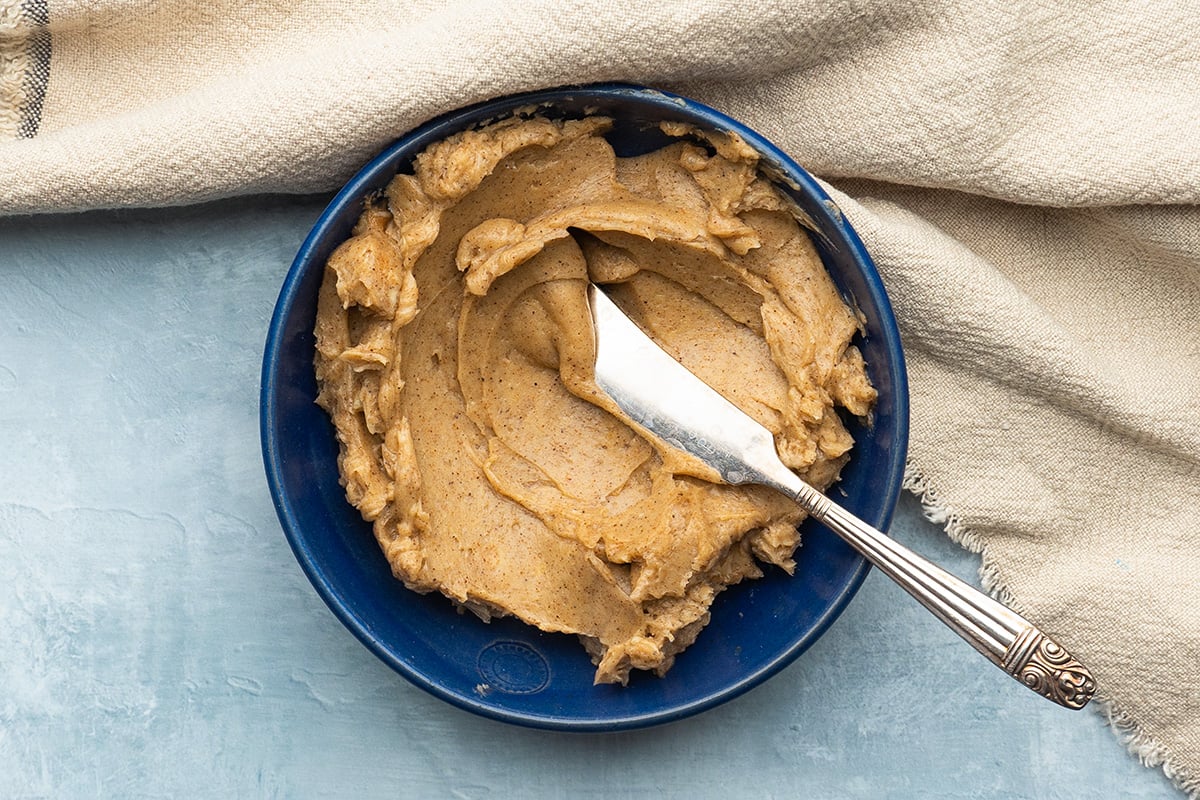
[587,283,1096,710]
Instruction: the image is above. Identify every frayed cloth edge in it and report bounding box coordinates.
[902,460,1198,799]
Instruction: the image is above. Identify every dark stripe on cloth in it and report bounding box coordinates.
[17,0,50,139]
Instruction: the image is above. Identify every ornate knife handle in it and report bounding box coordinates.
[791,482,1096,709]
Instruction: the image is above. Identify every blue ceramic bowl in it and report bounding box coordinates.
[261,84,909,731]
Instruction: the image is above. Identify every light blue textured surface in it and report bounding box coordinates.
[0,197,1181,799]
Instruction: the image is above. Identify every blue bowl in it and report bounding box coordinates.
[261,84,909,731]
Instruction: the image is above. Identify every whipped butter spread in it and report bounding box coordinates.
[314,115,875,684]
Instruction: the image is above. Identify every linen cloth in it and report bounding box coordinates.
[3,0,1198,792]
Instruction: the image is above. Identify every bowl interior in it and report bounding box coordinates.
[261,84,909,731]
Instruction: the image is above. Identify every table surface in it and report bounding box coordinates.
[0,196,1181,799]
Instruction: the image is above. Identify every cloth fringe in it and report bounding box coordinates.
[902,461,1199,799]
[0,0,48,140]
[0,0,31,140]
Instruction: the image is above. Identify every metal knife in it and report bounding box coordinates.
[587,283,1096,710]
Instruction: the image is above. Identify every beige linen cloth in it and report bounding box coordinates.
[4,0,1198,792]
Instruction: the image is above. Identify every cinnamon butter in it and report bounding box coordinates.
[314,115,875,684]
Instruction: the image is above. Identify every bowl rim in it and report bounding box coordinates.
[261,82,910,731]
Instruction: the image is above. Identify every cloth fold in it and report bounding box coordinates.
[3,0,1198,793]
